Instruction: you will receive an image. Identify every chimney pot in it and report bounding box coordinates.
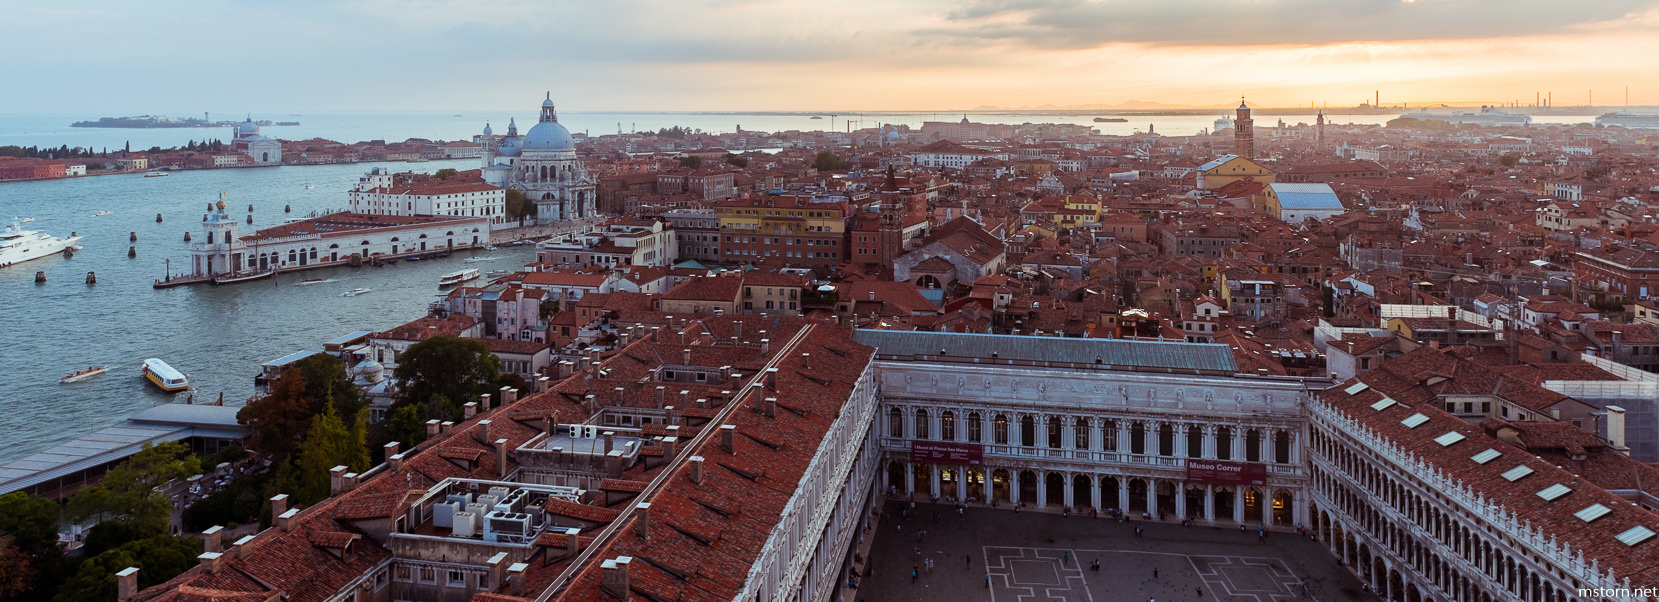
[441,421,455,434]
[683,348,692,365]
[479,393,492,411]
[278,508,300,531]
[270,494,288,519]
[761,338,771,355]
[565,527,581,554]
[537,376,552,393]
[509,562,529,596]
[329,466,348,496]
[604,431,616,453]
[601,556,633,599]
[501,386,514,406]
[495,438,510,479]
[656,386,666,408]
[487,552,509,593]
[1608,405,1629,452]
[425,419,441,438]
[765,368,779,390]
[764,397,777,418]
[383,441,400,460]
[477,419,492,444]
[464,402,478,419]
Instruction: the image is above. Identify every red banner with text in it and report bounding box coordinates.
[1184,460,1266,485]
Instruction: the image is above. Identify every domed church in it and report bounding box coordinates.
[478,94,596,224]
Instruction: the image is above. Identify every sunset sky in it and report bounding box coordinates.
[7,0,1659,113]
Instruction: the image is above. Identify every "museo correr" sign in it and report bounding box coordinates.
[1184,459,1267,486]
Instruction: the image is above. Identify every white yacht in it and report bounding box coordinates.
[1,219,81,266]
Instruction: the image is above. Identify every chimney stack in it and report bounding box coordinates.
[720,424,736,454]
[763,397,777,418]
[683,348,692,365]
[537,376,552,393]
[761,338,771,355]
[635,502,651,540]
[383,441,400,461]
[1608,405,1629,453]
[329,466,348,495]
[656,386,666,408]
[765,368,779,390]
[487,552,509,594]
[565,528,581,555]
[426,419,441,438]
[464,402,478,419]
[197,552,224,574]
[615,386,626,406]
[601,556,632,599]
[270,494,288,519]
[441,421,455,434]
[275,507,297,532]
[495,439,510,479]
[508,562,528,596]
[800,352,810,369]
[689,455,705,484]
[477,419,492,444]
[559,360,573,378]
[201,525,223,554]
[479,393,492,411]
[234,534,256,559]
[501,386,515,406]
[116,567,139,602]
[604,431,615,453]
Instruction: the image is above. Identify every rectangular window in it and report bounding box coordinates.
[447,570,466,588]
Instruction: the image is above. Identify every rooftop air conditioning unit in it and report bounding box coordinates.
[476,494,501,509]
[466,502,489,518]
[488,486,511,499]
[485,511,534,543]
[452,512,477,538]
[433,501,459,529]
[446,493,472,505]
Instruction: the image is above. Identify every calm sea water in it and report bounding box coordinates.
[0,158,535,462]
[0,111,1604,153]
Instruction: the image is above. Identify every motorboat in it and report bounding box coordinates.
[144,172,168,178]
[304,184,314,189]
[93,211,112,216]
[61,366,108,383]
[18,217,33,223]
[1,218,81,266]
[212,269,275,285]
[142,358,189,392]
[439,268,480,287]
[342,288,372,297]
[463,256,498,263]
[484,245,498,251]
[295,278,327,285]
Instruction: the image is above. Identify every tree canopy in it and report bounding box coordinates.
[433,168,459,180]
[505,188,535,225]
[813,151,846,171]
[677,155,702,169]
[392,335,500,422]
[237,354,365,462]
[50,535,200,602]
[65,442,199,532]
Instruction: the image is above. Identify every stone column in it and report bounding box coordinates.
[1233,488,1246,524]
[1147,420,1161,457]
[1232,427,1245,461]
[1116,421,1131,455]
[1010,470,1021,505]
[1290,430,1302,465]
[1062,417,1074,450]
[1204,484,1215,521]
[1260,430,1273,465]
[1036,415,1049,449]
[1263,486,1274,525]
[904,462,915,495]
[1174,424,1188,458]
[1118,479,1131,512]
[1063,472,1075,508]
[1175,482,1187,519]
[1036,472,1048,508]
[930,465,941,499]
[1146,479,1158,517]
[1091,476,1103,512]
[932,411,944,442]
[1203,425,1217,459]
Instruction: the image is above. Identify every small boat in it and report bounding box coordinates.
[295,278,327,285]
[93,211,112,216]
[144,172,168,178]
[404,256,422,262]
[304,184,314,189]
[342,288,371,297]
[212,270,275,285]
[1093,117,1128,123]
[463,256,498,263]
[61,366,108,383]
[18,217,33,223]
[485,269,509,277]
[484,245,498,251]
[439,268,480,287]
[810,116,823,119]
[142,358,189,392]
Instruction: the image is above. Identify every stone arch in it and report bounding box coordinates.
[991,468,1011,503]
[1018,470,1038,504]
[886,461,905,493]
[1043,472,1064,507]
[1072,474,1092,508]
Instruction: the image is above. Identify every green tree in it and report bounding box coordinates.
[51,535,200,602]
[434,168,459,180]
[65,442,199,531]
[505,188,535,225]
[238,355,365,463]
[677,155,702,169]
[393,336,500,423]
[724,154,748,168]
[1499,153,1521,167]
[0,492,64,600]
[386,403,429,448]
[0,536,36,599]
[813,151,846,171]
[289,401,369,505]
[0,493,61,556]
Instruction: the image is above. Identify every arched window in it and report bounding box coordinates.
[1046,416,1062,449]
[994,415,1009,445]
[888,407,903,438]
[1102,420,1117,450]
[941,411,955,441]
[914,409,930,440]
[1074,418,1089,450]
[968,412,982,443]
[1020,416,1035,447]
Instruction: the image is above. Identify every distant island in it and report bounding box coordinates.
[71,115,300,129]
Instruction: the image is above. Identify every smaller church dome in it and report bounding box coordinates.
[239,120,259,136]
[483,122,493,135]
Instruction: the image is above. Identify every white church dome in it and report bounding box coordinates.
[522,120,574,152]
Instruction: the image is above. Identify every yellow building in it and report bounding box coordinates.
[1195,155,1275,190]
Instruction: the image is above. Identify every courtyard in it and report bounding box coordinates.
[853,500,1374,602]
